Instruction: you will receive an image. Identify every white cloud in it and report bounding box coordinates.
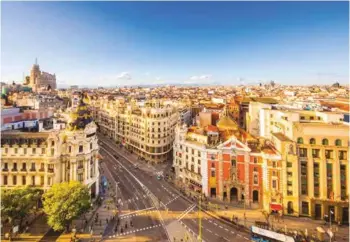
[156,77,161,81]
[144,72,150,76]
[116,72,132,80]
[189,74,212,81]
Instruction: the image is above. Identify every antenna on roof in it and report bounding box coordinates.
[35,58,38,65]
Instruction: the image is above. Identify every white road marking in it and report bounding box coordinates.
[225,228,228,231]
[219,225,223,228]
[238,234,242,237]
[244,237,249,240]
[207,229,213,233]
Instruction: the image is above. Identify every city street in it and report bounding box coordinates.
[99,135,251,242]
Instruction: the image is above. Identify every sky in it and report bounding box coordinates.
[1,1,349,87]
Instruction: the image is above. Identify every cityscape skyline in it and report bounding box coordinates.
[2,1,349,87]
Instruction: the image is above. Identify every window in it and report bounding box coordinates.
[12,163,17,171]
[24,148,27,155]
[79,145,83,153]
[3,175,8,185]
[198,159,201,165]
[40,176,44,186]
[14,148,18,154]
[327,164,333,199]
[78,174,83,182]
[51,148,55,156]
[22,176,26,185]
[322,139,329,146]
[211,170,215,177]
[335,139,342,146]
[309,138,316,145]
[325,150,333,159]
[314,163,320,197]
[3,162,8,171]
[339,150,347,160]
[340,165,347,200]
[297,137,303,144]
[253,167,258,172]
[299,148,307,157]
[211,163,215,168]
[51,141,55,146]
[42,148,46,154]
[231,159,236,167]
[272,179,277,189]
[90,143,93,150]
[272,161,277,168]
[13,176,17,185]
[31,163,36,171]
[22,163,26,171]
[312,149,320,158]
[301,161,308,195]
[253,174,258,185]
[69,146,72,153]
[287,162,292,168]
[302,202,309,215]
[198,151,201,157]
[47,177,51,186]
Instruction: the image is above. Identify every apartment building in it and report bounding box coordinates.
[261,108,349,224]
[0,99,100,198]
[93,98,179,164]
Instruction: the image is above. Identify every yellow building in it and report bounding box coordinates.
[263,109,349,224]
[91,98,179,164]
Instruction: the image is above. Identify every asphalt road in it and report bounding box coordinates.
[100,147,169,241]
[99,135,250,242]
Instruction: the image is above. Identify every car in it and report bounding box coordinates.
[114,154,119,159]
[134,164,138,169]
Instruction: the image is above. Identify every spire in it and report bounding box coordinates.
[35,58,38,65]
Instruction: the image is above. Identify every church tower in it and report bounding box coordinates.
[29,58,41,91]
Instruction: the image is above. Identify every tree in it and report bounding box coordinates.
[261,210,271,227]
[1,187,41,229]
[43,181,91,231]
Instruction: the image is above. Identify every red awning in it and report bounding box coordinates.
[270,203,282,211]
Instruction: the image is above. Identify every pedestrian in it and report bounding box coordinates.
[125,223,128,229]
[106,218,108,224]
[100,219,102,226]
[114,226,118,233]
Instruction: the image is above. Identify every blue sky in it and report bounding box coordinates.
[1,1,349,86]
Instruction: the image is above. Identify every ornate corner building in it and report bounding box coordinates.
[0,96,99,199]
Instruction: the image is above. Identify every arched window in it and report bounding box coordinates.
[322,139,329,146]
[297,137,303,144]
[309,138,316,145]
[335,139,342,146]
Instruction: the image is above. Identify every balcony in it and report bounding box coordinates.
[11,168,18,172]
[48,168,54,173]
[2,168,9,172]
[20,168,27,172]
[39,168,45,172]
[29,168,36,172]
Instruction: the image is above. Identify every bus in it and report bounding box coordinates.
[251,226,295,242]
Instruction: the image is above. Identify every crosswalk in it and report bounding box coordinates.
[120,208,157,220]
[109,224,162,237]
[164,195,180,206]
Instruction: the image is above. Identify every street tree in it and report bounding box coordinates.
[43,181,91,231]
[1,186,41,229]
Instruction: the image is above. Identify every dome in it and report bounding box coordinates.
[67,100,93,131]
[216,116,238,131]
[216,105,239,131]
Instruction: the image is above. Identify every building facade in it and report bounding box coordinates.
[0,100,100,198]
[173,110,284,211]
[261,108,349,224]
[92,98,179,164]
